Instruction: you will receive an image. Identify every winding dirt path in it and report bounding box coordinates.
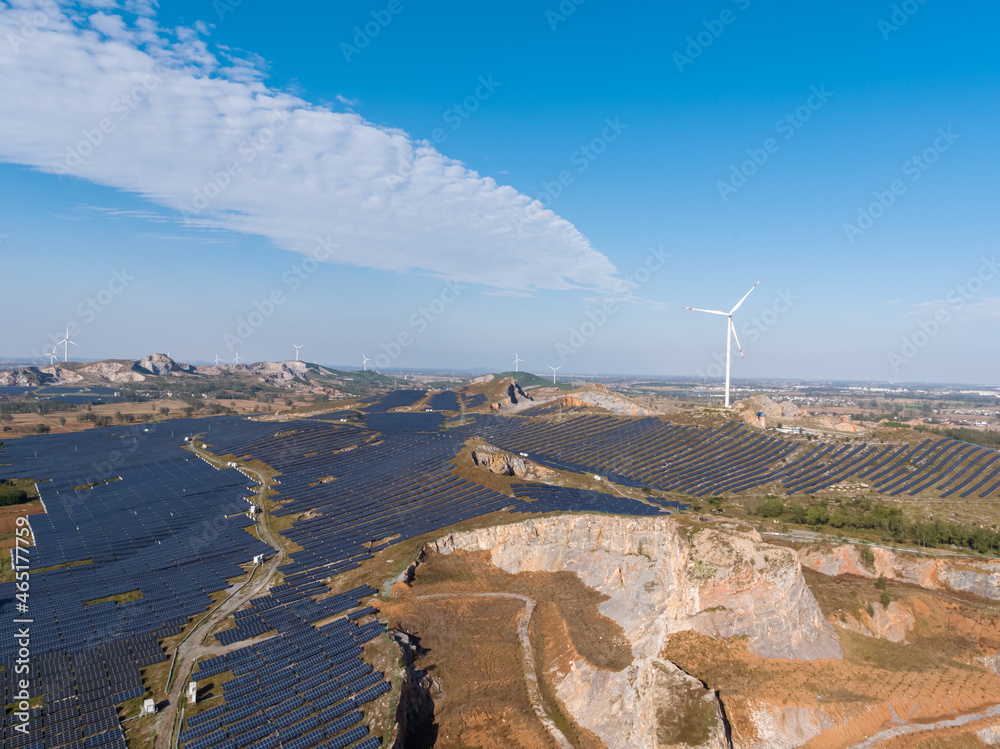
[406,592,575,749]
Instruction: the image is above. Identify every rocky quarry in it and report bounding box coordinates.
[470,443,558,481]
[424,514,840,748]
[561,384,654,417]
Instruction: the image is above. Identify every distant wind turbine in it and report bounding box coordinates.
[45,346,58,366]
[362,354,372,371]
[548,365,562,384]
[213,353,222,365]
[513,353,523,372]
[57,326,78,362]
[293,344,303,362]
[682,279,761,408]
[233,351,243,365]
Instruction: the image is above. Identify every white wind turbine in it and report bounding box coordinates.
[213,353,223,365]
[233,351,244,366]
[682,279,761,408]
[293,344,303,362]
[57,326,78,362]
[548,365,561,384]
[45,346,58,366]
[362,354,372,372]
[513,353,523,372]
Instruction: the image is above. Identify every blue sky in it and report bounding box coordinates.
[1,0,998,383]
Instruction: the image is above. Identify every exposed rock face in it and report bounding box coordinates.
[428,514,840,748]
[0,367,54,386]
[838,600,915,643]
[41,365,84,383]
[470,444,557,481]
[490,378,534,411]
[390,632,442,749]
[133,353,194,376]
[738,395,801,424]
[80,360,146,383]
[563,384,653,416]
[472,444,526,476]
[798,544,1000,601]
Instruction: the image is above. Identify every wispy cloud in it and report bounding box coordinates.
[0,1,620,293]
[909,297,1000,321]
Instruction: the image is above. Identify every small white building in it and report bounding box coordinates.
[187,682,198,705]
[141,699,157,716]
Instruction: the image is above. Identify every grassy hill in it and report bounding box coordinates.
[493,371,567,389]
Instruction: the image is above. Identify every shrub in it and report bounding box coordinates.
[859,546,875,570]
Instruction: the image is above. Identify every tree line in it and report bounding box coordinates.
[748,495,1000,555]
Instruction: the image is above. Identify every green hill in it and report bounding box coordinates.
[493,371,567,389]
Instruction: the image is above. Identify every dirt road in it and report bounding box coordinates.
[153,454,284,749]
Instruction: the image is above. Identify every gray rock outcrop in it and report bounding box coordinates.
[428,514,840,748]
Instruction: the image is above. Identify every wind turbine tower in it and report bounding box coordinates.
[57,327,78,362]
[513,353,523,373]
[682,279,761,408]
[362,354,372,372]
[293,344,303,362]
[233,351,244,366]
[548,365,562,384]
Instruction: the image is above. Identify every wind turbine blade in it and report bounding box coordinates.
[682,307,728,316]
[728,279,762,315]
[729,318,745,359]
[68,340,79,347]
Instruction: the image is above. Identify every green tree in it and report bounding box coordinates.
[805,505,830,525]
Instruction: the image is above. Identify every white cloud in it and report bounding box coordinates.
[908,297,1000,322]
[0,2,620,293]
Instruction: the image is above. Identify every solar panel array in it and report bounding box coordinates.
[362,390,427,412]
[517,401,590,417]
[14,405,986,749]
[186,602,388,749]
[0,417,276,749]
[473,414,1000,498]
[424,391,460,411]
